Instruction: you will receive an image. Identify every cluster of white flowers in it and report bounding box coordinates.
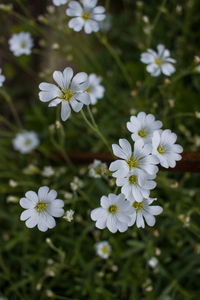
[0,68,5,87]
[9,32,33,56]
[13,131,39,154]
[91,112,183,233]
[141,44,176,77]
[39,67,105,121]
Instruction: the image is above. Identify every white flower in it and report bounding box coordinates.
[128,197,163,228]
[116,170,156,202]
[86,74,105,105]
[13,131,39,154]
[9,32,33,56]
[95,241,111,259]
[66,0,106,34]
[109,139,159,179]
[148,257,158,268]
[0,68,5,87]
[52,0,67,6]
[63,209,74,222]
[89,159,107,178]
[127,112,162,144]
[20,186,64,232]
[42,166,54,177]
[39,67,90,121]
[141,44,176,77]
[195,64,200,72]
[70,176,84,191]
[91,193,134,233]
[152,129,183,168]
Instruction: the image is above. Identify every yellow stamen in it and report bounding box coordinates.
[101,246,109,254]
[133,201,143,211]
[155,58,162,66]
[129,175,138,184]
[62,89,74,102]
[127,156,139,169]
[82,11,91,21]
[85,86,91,93]
[35,201,47,213]
[138,129,147,138]
[157,145,166,154]
[108,205,118,214]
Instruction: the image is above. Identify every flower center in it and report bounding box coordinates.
[157,145,166,154]
[127,156,139,169]
[129,175,138,184]
[82,11,91,21]
[101,246,109,254]
[133,201,143,211]
[155,58,163,66]
[138,129,147,138]
[21,42,27,49]
[62,89,74,102]
[95,165,102,175]
[35,201,47,213]
[24,139,32,146]
[85,86,92,93]
[108,204,118,214]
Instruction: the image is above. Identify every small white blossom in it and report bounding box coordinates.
[63,209,74,222]
[70,176,84,191]
[116,170,156,202]
[89,159,107,178]
[13,131,39,154]
[42,166,54,177]
[127,112,162,144]
[152,129,183,168]
[39,67,90,121]
[128,197,163,228]
[141,44,176,77]
[9,179,18,187]
[0,68,5,87]
[9,32,33,56]
[86,74,105,105]
[109,139,159,179]
[52,0,67,6]
[148,257,158,268]
[91,193,134,233]
[20,186,64,232]
[95,241,111,259]
[66,0,106,34]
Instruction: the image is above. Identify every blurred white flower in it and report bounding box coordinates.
[13,131,39,154]
[116,170,156,203]
[9,32,33,56]
[70,176,84,191]
[128,197,163,228]
[42,166,54,177]
[109,139,159,178]
[148,257,158,268]
[89,159,107,178]
[66,0,105,34]
[127,112,162,144]
[99,13,111,32]
[141,44,176,77]
[52,0,67,6]
[39,67,90,121]
[152,129,183,168]
[9,179,18,188]
[194,64,200,73]
[95,241,111,259]
[63,209,74,222]
[86,74,105,105]
[20,186,64,232]
[91,193,134,233]
[23,164,39,175]
[0,68,5,87]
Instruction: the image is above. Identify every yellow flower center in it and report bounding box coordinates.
[133,201,143,211]
[35,201,47,213]
[85,86,92,93]
[82,11,91,21]
[155,58,163,66]
[138,129,147,138]
[101,246,109,254]
[157,145,166,154]
[108,205,118,214]
[127,156,139,169]
[129,175,138,184]
[62,89,74,102]
[21,42,27,49]
[24,139,32,146]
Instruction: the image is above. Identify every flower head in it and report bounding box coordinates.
[52,0,67,6]
[66,0,106,34]
[0,68,5,87]
[39,67,90,121]
[20,186,64,232]
[95,241,111,259]
[13,131,39,154]
[86,74,105,105]
[63,209,74,222]
[128,197,163,228]
[89,159,107,178]
[9,32,33,56]
[148,257,158,268]
[41,166,54,177]
[91,193,134,233]
[152,129,183,168]
[127,112,162,144]
[141,44,176,77]
[109,139,159,178]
